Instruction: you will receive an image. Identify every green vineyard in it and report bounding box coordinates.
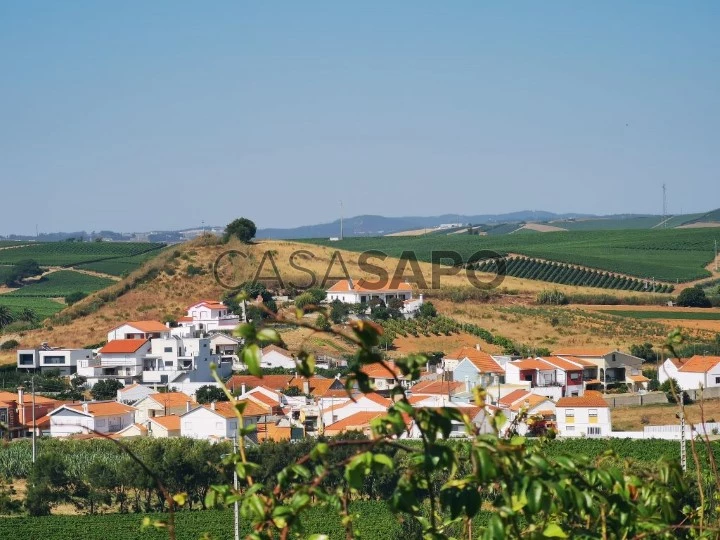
[473,256,674,292]
[0,242,165,267]
[6,270,114,297]
[0,296,64,318]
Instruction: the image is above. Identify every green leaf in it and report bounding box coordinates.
[257,328,280,344]
[542,523,568,538]
[242,344,262,376]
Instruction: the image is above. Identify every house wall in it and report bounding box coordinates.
[117,385,156,404]
[38,349,92,375]
[320,397,387,426]
[261,350,296,369]
[180,407,238,440]
[556,406,611,437]
[452,359,499,387]
[50,408,95,437]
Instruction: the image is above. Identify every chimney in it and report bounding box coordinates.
[302,379,310,395]
[419,293,424,304]
[210,401,216,411]
[17,387,25,426]
[475,344,481,351]
[186,400,191,413]
[241,383,246,395]
[82,402,89,414]
[464,376,470,393]
[426,361,430,373]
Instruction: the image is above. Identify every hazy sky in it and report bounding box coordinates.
[1,1,719,234]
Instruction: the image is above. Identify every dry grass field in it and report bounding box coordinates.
[612,400,720,431]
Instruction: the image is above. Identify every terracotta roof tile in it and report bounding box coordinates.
[556,391,608,408]
[410,380,464,395]
[537,356,584,371]
[327,280,413,293]
[261,344,293,358]
[63,401,136,416]
[149,415,181,431]
[510,394,553,412]
[147,392,194,409]
[100,339,149,354]
[112,320,168,333]
[509,359,556,371]
[556,355,597,367]
[498,389,532,407]
[325,411,386,432]
[677,356,720,373]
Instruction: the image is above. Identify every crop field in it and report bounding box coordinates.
[0,242,165,267]
[557,216,664,231]
[306,228,719,282]
[474,256,674,292]
[5,270,113,297]
[0,296,64,318]
[76,249,165,276]
[599,310,720,320]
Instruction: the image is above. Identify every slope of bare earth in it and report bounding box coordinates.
[0,236,689,364]
[516,223,568,233]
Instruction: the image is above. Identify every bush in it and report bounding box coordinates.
[677,286,712,308]
[186,265,204,277]
[64,291,88,306]
[418,302,438,318]
[0,339,19,351]
[294,292,316,310]
[536,290,568,305]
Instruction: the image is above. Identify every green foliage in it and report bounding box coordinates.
[64,291,88,305]
[0,339,19,350]
[7,270,113,298]
[329,300,350,324]
[418,301,438,318]
[90,379,124,401]
[0,306,13,329]
[315,314,331,331]
[293,292,316,310]
[195,385,229,404]
[224,217,257,244]
[0,242,164,267]
[630,342,656,362]
[677,286,712,308]
[536,289,569,305]
[0,297,66,320]
[1,259,42,287]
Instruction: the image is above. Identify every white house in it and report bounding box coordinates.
[320,393,391,428]
[77,339,152,385]
[147,415,181,438]
[133,391,195,423]
[325,279,423,316]
[552,347,647,392]
[259,345,297,369]
[497,389,556,435]
[179,400,266,441]
[658,356,720,391]
[48,401,136,438]
[176,300,241,335]
[107,321,169,342]
[555,391,611,438]
[17,346,94,376]
[360,362,413,393]
[142,336,233,386]
[117,383,156,404]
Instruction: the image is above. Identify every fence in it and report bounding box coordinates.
[611,422,720,440]
[603,392,668,408]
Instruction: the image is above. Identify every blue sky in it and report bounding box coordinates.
[1,1,719,234]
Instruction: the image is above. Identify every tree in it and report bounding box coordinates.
[224,217,257,244]
[0,306,13,328]
[90,379,124,400]
[418,301,437,318]
[65,291,87,305]
[18,307,37,323]
[315,314,331,331]
[224,282,277,321]
[677,286,712,308]
[294,292,316,311]
[329,300,350,324]
[3,259,42,287]
[630,342,656,363]
[195,385,229,404]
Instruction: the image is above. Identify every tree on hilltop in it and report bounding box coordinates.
[224,218,257,244]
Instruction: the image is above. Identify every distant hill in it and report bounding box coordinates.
[256,211,591,239]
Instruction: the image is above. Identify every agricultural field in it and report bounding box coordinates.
[76,250,168,277]
[599,310,720,320]
[556,216,665,231]
[0,296,64,318]
[0,242,164,267]
[474,256,674,292]
[307,228,720,282]
[5,271,114,297]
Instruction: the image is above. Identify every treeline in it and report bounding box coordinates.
[475,257,675,293]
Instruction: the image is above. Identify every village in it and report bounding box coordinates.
[3,280,717,445]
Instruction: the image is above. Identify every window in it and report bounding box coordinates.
[42,356,66,365]
[569,372,580,381]
[589,409,598,417]
[566,425,575,432]
[589,408,598,423]
[19,354,35,366]
[565,409,574,423]
[715,377,720,385]
[587,426,601,436]
[164,347,173,353]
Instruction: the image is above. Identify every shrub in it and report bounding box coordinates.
[536,290,568,305]
[0,339,19,351]
[65,291,88,305]
[677,286,712,308]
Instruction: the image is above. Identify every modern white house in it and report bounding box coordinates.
[555,391,611,438]
[179,400,265,441]
[325,279,423,316]
[107,321,170,342]
[17,346,94,375]
[142,336,233,386]
[259,345,296,369]
[48,401,136,438]
[77,339,152,385]
[658,356,720,391]
[552,348,648,392]
[175,300,241,335]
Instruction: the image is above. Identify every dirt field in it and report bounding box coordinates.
[613,400,720,431]
[518,223,568,233]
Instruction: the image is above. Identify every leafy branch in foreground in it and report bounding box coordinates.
[201,297,711,539]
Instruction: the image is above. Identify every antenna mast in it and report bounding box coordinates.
[340,200,344,240]
[662,184,667,228]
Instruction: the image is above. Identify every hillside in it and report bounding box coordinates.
[3,235,719,366]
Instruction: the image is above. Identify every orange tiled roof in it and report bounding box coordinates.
[361,362,406,380]
[498,389,532,407]
[325,411,386,432]
[148,392,194,409]
[149,415,181,431]
[509,359,556,371]
[64,401,136,416]
[188,300,227,310]
[510,394,553,412]
[677,356,720,373]
[556,391,608,408]
[227,374,293,392]
[208,400,268,419]
[410,380,464,395]
[261,344,293,358]
[447,347,504,374]
[556,355,597,367]
[0,391,59,405]
[112,320,168,333]
[538,356,584,371]
[552,347,614,357]
[327,279,414,293]
[628,374,651,382]
[100,339,149,354]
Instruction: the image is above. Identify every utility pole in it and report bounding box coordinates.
[233,435,239,540]
[339,201,344,240]
[31,376,37,463]
[715,239,718,272]
[679,393,687,473]
[662,184,667,228]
